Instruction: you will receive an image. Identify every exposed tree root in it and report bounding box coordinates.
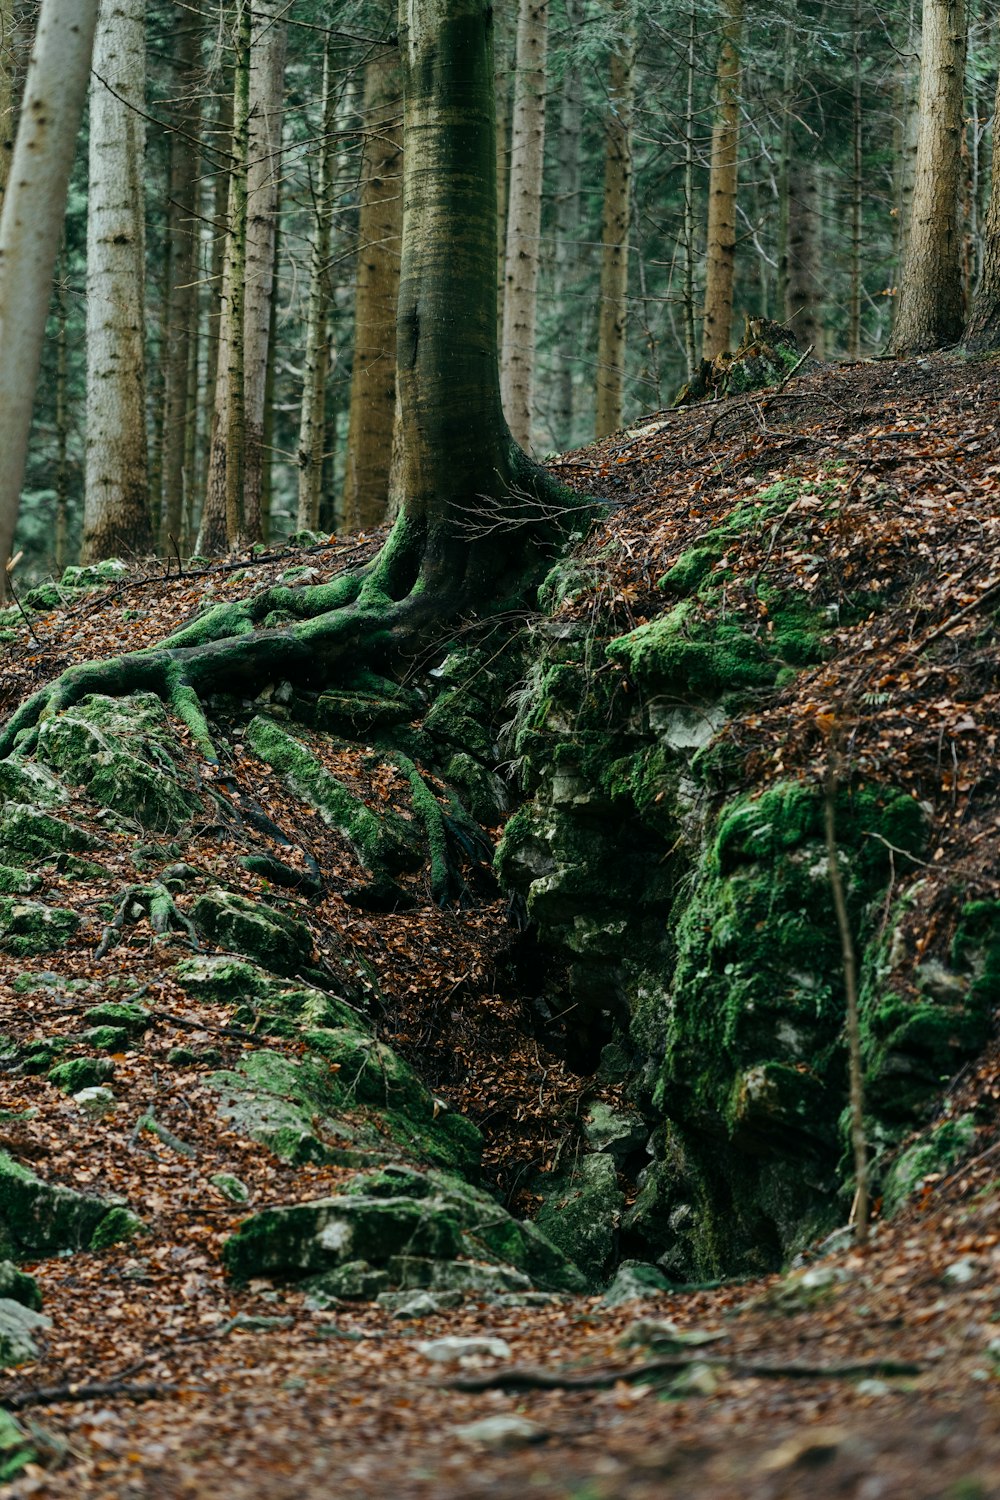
[94,883,198,959]
[442,1355,924,1392]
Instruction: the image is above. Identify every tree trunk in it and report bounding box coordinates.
[343,46,403,533]
[964,66,1000,350]
[550,23,583,450]
[82,0,152,564]
[160,18,202,554]
[893,0,921,283]
[702,0,743,360]
[887,0,967,353]
[784,156,825,357]
[0,0,13,210]
[196,74,233,531]
[500,0,549,452]
[848,0,863,358]
[242,0,286,546]
[682,4,699,381]
[594,4,635,440]
[295,39,338,534]
[494,0,514,336]
[199,6,251,555]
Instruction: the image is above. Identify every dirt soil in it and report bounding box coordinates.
[0,352,998,1498]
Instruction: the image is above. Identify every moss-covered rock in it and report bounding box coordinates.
[0,897,80,956]
[48,1057,116,1093]
[60,559,129,587]
[223,1195,465,1280]
[89,1206,147,1250]
[0,864,42,896]
[881,1115,979,1217]
[192,889,314,976]
[0,1150,121,1256]
[0,803,101,863]
[83,1001,151,1034]
[0,1262,41,1311]
[535,1154,623,1285]
[0,757,67,808]
[0,1297,51,1367]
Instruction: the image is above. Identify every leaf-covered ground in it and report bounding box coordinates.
[0,352,998,1497]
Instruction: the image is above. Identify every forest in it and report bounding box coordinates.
[0,0,997,1493]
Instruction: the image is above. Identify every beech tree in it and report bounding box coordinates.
[702,0,743,359]
[0,0,99,601]
[82,0,153,564]
[1,0,579,758]
[963,64,1000,351]
[594,0,636,439]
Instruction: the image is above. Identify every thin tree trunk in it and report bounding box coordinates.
[550,26,582,449]
[242,0,286,546]
[702,0,743,359]
[260,209,280,542]
[196,74,233,534]
[200,4,251,555]
[0,0,97,598]
[495,0,514,336]
[894,0,921,280]
[849,0,863,357]
[296,39,338,533]
[595,2,635,440]
[500,0,549,451]
[54,244,68,575]
[160,18,202,554]
[682,4,698,380]
[82,0,153,564]
[964,65,1000,349]
[887,0,967,353]
[785,156,825,356]
[343,45,403,533]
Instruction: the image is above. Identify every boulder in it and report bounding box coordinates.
[192,890,314,976]
[0,1150,128,1256]
[0,1298,51,1367]
[0,897,79,956]
[535,1153,623,1285]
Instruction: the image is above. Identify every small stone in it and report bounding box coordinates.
[0,1297,51,1367]
[601,1261,672,1307]
[210,1173,250,1204]
[452,1415,547,1450]
[668,1361,719,1397]
[417,1335,512,1364]
[618,1319,722,1351]
[855,1379,893,1397]
[72,1086,116,1116]
[943,1257,978,1285]
[48,1056,115,1094]
[378,1290,463,1319]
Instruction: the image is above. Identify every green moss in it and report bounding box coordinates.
[658,545,721,595]
[0,898,80,956]
[882,1115,978,1216]
[245,717,422,876]
[0,1262,41,1310]
[90,1207,146,1250]
[48,1057,116,1093]
[608,602,778,698]
[0,1149,114,1254]
[191,888,314,977]
[83,1002,150,1034]
[0,865,41,896]
[0,804,100,861]
[83,1026,131,1053]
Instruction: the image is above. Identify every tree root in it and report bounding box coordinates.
[442,1354,924,1392]
[95,883,198,959]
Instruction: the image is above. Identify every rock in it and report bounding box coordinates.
[387,1257,532,1296]
[193,889,316,977]
[0,803,98,861]
[73,1086,117,1117]
[304,1261,391,1303]
[377,1290,463,1318]
[0,1298,51,1367]
[0,865,41,896]
[35,693,199,832]
[942,1257,979,1286]
[882,1115,978,1217]
[0,758,67,808]
[173,952,375,1018]
[83,1002,150,1035]
[0,1263,41,1311]
[749,1264,852,1313]
[89,1206,146,1249]
[222,1194,465,1280]
[667,1362,720,1397]
[582,1102,648,1165]
[618,1318,723,1351]
[211,1173,250,1204]
[417,1335,512,1363]
[48,1057,116,1093]
[0,897,80,956]
[535,1153,623,1285]
[452,1415,547,1450]
[0,1150,126,1256]
[60,559,128,587]
[601,1261,673,1306]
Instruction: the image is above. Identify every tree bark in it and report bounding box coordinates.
[82,0,152,564]
[0,0,13,211]
[594,3,635,440]
[242,0,286,546]
[500,0,549,452]
[702,0,743,360]
[784,156,825,357]
[295,40,339,534]
[200,9,251,556]
[160,18,202,554]
[887,0,967,353]
[964,65,1000,349]
[342,46,403,533]
[550,21,583,449]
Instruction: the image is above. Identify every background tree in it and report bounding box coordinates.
[0,0,99,599]
[888,0,967,352]
[964,63,1000,351]
[702,0,743,359]
[594,0,635,438]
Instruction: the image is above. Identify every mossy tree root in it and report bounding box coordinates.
[95,883,198,959]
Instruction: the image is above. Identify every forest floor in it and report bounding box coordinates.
[0,351,998,1497]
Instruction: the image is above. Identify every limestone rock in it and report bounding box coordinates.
[0,1298,51,1367]
[0,897,80,956]
[601,1260,673,1306]
[452,1415,548,1450]
[417,1335,511,1363]
[0,1262,41,1311]
[192,889,314,976]
[535,1153,623,1285]
[0,1149,129,1256]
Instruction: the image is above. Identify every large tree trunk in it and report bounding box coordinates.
[342,47,403,533]
[242,0,286,545]
[964,66,1000,350]
[0,0,13,210]
[702,0,743,360]
[82,0,152,564]
[594,4,635,440]
[160,18,202,554]
[887,0,967,353]
[500,0,549,452]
